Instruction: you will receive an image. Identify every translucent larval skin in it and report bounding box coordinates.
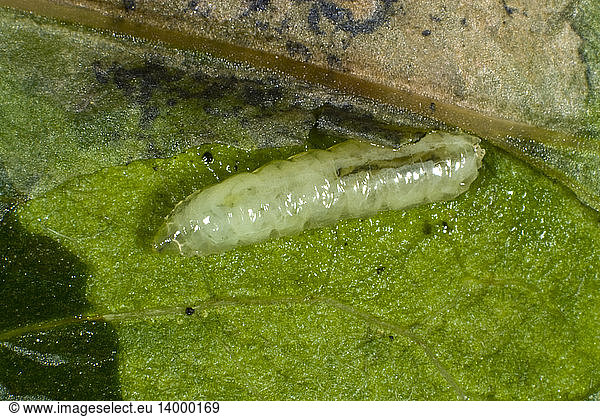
[154,132,485,256]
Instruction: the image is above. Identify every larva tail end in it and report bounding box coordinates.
[153,223,183,255]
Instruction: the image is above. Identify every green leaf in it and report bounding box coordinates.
[5,141,599,400]
[1,3,600,401]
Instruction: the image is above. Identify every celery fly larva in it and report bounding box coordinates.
[154,132,485,256]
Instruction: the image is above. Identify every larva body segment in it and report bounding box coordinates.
[154,132,485,256]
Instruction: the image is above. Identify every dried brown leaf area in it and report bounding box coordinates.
[72,0,588,133]
[3,0,600,209]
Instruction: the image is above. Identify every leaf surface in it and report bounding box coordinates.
[6,143,600,400]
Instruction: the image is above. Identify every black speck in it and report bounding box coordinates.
[152,165,158,171]
[123,0,135,11]
[460,17,467,26]
[422,222,432,235]
[430,14,442,23]
[233,164,238,172]
[185,307,195,315]
[441,221,450,232]
[202,151,214,163]
[376,266,386,275]
[429,102,436,112]
[422,29,432,36]
[389,335,394,341]
[343,241,348,246]
[188,0,198,9]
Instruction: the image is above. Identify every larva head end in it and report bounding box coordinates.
[153,223,184,255]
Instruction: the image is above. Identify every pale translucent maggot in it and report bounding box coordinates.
[154,132,485,256]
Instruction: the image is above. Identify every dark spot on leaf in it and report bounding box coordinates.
[326,54,342,69]
[255,21,269,31]
[460,17,467,26]
[308,0,398,36]
[202,151,214,163]
[389,335,394,341]
[140,106,160,129]
[429,102,436,112]
[502,0,517,16]
[423,221,432,235]
[376,266,386,275]
[248,0,270,12]
[285,41,312,62]
[320,1,347,24]
[430,14,442,23]
[308,4,323,34]
[442,221,450,232]
[275,18,290,34]
[112,65,130,91]
[241,83,282,108]
[92,61,110,84]
[422,29,432,36]
[185,307,195,315]
[97,61,185,106]
[123,0,135,11]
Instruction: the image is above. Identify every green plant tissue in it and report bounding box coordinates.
[9,142,600,400]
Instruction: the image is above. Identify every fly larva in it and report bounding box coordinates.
[154,132,485,256]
